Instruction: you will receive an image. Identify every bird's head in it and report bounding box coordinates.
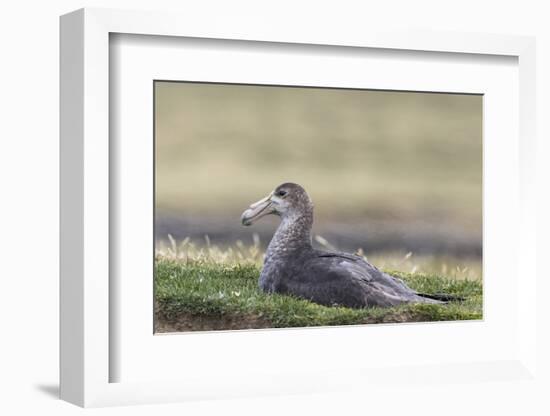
[241,182,313,226]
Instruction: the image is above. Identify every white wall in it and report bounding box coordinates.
[1,1,548,415]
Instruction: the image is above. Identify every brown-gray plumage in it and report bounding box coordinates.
[241,182,446,308]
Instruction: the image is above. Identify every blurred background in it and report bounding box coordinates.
[155,81,482,279]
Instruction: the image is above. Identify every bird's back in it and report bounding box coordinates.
[272,250,441,308]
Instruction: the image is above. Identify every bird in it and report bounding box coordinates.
[241,182,453,309]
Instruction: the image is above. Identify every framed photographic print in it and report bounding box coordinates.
[60,8,539,408]
[153,80,484,333]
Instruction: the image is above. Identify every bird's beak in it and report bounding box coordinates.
[241,192,275,226]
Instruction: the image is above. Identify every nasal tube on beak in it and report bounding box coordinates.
[241,192,274,226]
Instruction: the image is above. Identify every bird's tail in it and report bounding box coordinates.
[417,292,465,302]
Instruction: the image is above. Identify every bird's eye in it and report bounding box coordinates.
[277,190,287,197]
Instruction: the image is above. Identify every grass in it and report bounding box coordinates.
[155,239,482,332]
[157,234,483,280]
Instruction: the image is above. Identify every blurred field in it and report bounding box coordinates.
[155,81,482,284]
[155,82,482,229]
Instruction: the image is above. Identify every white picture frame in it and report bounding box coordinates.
[60,7,539,408]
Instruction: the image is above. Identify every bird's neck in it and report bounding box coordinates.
[266,213,313,259]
